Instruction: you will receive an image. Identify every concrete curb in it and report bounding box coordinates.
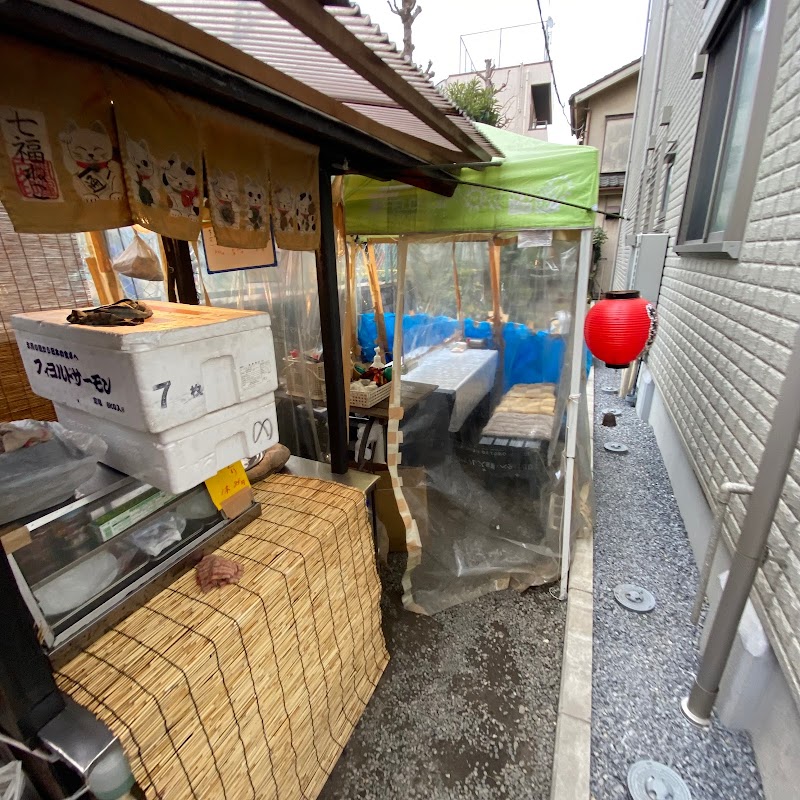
[550,371,594,800]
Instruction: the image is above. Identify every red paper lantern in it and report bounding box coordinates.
[584,290,657,369]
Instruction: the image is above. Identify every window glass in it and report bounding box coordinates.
[709,0,767,233]
[601,116,633,173]
[684,19,739,241]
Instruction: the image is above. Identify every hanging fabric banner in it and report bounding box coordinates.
[0,37,131,234]
[198,105,272,250]
[109,73,202,242]
[268,131,320,251]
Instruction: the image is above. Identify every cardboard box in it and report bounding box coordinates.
[374,466,428,552]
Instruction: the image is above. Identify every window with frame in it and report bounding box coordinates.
[677,0,784,256]
[529,83,552,129]
[656,143,677,231]
[601,115,634,174]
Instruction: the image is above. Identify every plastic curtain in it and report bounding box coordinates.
[370,232,593,614]
[201,249,328,461]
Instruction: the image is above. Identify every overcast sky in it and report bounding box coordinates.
[356,0,650,143]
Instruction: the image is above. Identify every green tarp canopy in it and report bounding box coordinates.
[344,122,600,235]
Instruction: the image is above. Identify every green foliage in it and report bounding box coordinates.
[592,226,608,266]
[443,78,507,128]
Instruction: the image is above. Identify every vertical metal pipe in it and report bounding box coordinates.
[316,162,348,474]
[691,482,752,625]
[683,322,800,725]
[559,228,593,599]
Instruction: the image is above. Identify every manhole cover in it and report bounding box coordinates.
[627,760,691,800]
[614,583,656,612]
[600,407,622,416]
[604,441,628,453]
[601,385,619,394]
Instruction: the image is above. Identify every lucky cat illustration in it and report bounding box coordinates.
[296,192,317,233]
[124,137,159,207]
[161,154,199,218]
[244,177,266,231]
[274,186,295,232]
[210,170,239,228]
[59,120,123,203]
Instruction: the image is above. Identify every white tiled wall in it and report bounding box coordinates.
[615,0,800,714]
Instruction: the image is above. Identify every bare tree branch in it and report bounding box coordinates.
[386,0,422,60]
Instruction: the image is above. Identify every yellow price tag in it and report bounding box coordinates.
[204,462,251,510]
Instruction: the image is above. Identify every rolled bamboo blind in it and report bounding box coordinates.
[0,203,95,422]
[57,474,388,800]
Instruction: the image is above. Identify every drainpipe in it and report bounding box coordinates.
[682,323,800,726]
[691,482,753,624]
[623,0,672,289]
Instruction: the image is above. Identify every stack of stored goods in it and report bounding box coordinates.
[12,302,279,492]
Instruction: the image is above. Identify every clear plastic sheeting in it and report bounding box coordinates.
[375,232,592,614]
[204,250,329,462]
[102,227,327,461]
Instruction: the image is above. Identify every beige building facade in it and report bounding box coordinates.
[441,61,554,141]
[569,60,640,296]
[614,0,800,796]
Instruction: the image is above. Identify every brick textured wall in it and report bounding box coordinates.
[616,0,800,702]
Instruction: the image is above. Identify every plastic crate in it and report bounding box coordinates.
[349,381,391,408]
[283,357,326,401]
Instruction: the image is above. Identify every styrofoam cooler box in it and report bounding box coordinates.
[12,302,277,434]
[55,393,278,493]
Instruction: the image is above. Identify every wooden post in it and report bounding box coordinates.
[366,242,389,357]
[451,240,463,339]
[316,162,349,474]
[161,237,198,304]
[85,232,123,304]
[489,239,504,398]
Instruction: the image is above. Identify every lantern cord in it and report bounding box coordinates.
[444,177,627,221]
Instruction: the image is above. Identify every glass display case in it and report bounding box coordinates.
[4,475,259,661]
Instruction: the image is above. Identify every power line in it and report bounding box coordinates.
[534,0,582,138]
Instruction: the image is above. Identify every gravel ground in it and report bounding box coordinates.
[592,366,764,799]
[319,553,566,800]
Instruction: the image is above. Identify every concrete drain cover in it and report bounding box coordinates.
[614,584,656,612]
[627,760,691,800]
[600,407,622,417]
[604,441,628,453]
[601,385,619,394]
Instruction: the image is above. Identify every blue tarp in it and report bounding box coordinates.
[357,313,588,391]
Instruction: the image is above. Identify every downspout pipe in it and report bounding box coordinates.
[691,482,753,625]
[682,323,800,726]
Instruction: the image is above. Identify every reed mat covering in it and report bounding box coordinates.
[56,474,388,799]
[0,202,95,422]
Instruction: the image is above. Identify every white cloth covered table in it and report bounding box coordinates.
[402,348,498,432]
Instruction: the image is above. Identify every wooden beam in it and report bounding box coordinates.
[161,238,198,304]
[489,240,504,401]
[451,241,463,340]
[345,242,359,359]
[365,243,389,357]
[316,163,349,474]
[85,232,123,304]
[68,0,472,167]
[258,0,491,161]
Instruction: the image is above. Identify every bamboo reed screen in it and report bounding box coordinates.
[57,474,388,800]
[0,203,95,422]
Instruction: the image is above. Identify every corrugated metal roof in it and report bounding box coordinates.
[146,0,501,161]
